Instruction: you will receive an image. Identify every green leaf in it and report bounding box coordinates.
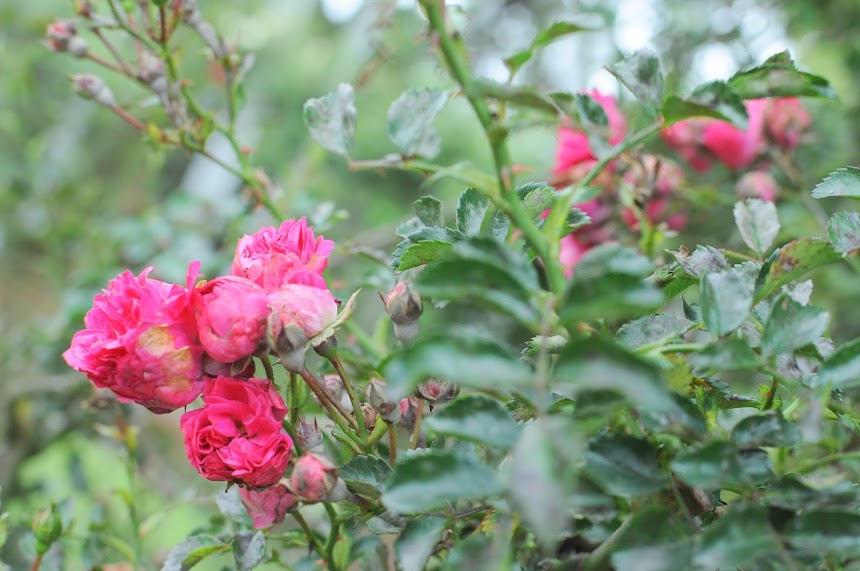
[731,411,799,448]
[473,80,560,115]
[232,531,265,571]
[340,455,392,499]
[701,270,753,336]
[811,337,860,389]
[754,238,842,303]
[392,227,464,271]
[504,21,594,76]
[662,81,747,128]
[727,50,836,100]
[413,196,444,227]
[669,245,730,278]
[585,434,669,496]
[611,508,694,571]
[303,83,356,157]
[606,49,664,116]
[215,487,253,527]
[575,243,655,279]
[573,92,612,157]
[415,238,541,328]
[812,166,860,199]
[689,339,760,373]
[382,334,532,398]
[381,450,502,513]
[424,395,521,448]
[161,535,229,571]
[765,476,859,511]
[456,188,490,236]
[693,504,777,569]
[395,517,446,571]
[617,313,693,349]
[552,338,680,415]
[519,183,555,218]
[671,441,772,490]
[784,511,860,558]
[761,295,830,356]
[733,198,780,256]
[828,211,860,255]
[386,88,451,158]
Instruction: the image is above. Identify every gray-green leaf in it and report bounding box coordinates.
[413,196,444,228]
[424,395,520,448]
[303,83,356,157]
[386,88,451,158]
[456,188,490,236]
[701,270,753,336]
[761,295,829,356]
[828,211,860,255]
[606,49,664,116]
[813,167,860,200]
[733,198,780,256]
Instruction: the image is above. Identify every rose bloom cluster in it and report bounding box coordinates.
[64,217,338,528]
[551,92,810,275]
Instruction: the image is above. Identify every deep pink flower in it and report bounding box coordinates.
[180,376,292,487]
[289,454,338,504]
[661,120,712,172]
[762,98,810,149]
[239,484,297,529]
[231,217,335,294]
[736,170,778,201]
[46,19,85,55]
[193,276,270,363]
[553,90,627,176]
[267,284,338,341]
[559,234,590,278]
[63,265,203,414]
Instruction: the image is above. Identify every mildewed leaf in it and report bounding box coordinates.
[811,337,860,389]
[303,83,356,156]
[733,198,780,256]
[160,535,229,571]
[731,412,799,448]
[606,49,664,116]
[662,81,748,128]
[753,238,842,303]
[386,88,451,158]
[611,508,694,571]
[392,227,464,271]
[669,245,730,278]
[232,531,265,571]
[340,455,392,499]
[727,50,836,100]
[413,196,444,228]
[424,395,521,448]
[761,295,830,356]
[455,187,490,236]
[215,487,253,527]
[671,441,772,490]
[381,450,502,513]
[828,211,860,255]
[700,270,753,336]
[617,313,694,349]
[689,339,760,373]
[504,21,594,76]
[584,434,669,496]
[812,166,860,199]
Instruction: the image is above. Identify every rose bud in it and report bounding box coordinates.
[762,97,810,150]
[238,484,297,529]
[201,354,256,378]
[180,377,293,487]
[398,397,419,431]
[294,417,325,454]
[70,73,116,107]
[360,403,378,430]
[415,379,460,405]
[289,454,339,504]
[46,19,87,57]
[268,284,338,343]
[736,170,778,202]
[318,374,350,411]
[32,504,62,555]
[383,282,423,343]
[193,276,270,363]
[366,379,401,424]
[231,217,334,295]
[63,265,204,413]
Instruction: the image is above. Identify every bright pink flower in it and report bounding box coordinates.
[289,454,338,504]
[702,122,757,171]
[193,276,270,363]
[231,217,334,294]
[661,120,712,172]
[736,170,778,201]
[63,265,203,414]
[267,284,338,341]
[180,376,292,487]
[553,91,626,175]
[762,98,810,149]
[559,234,590,278]
[239,484,297,529]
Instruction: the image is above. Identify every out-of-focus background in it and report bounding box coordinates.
[1,0,858,567]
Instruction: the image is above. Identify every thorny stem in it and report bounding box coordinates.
[90,28,135,75]
[409,399,425,449]
[261,354,276,382]
[330,356,368,439]
[300,367,358,430]
[291,511,331,568]
[761,377,780,410]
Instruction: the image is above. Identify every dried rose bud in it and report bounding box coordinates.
[415,379,460,405]
[383,282,422,344]
[294,417,325,454]
[366,379,401,424]
[360,403,378,430]
[47,19,87,57]
[289,454,339,504]
[138,51,167,94]
[73,1,94,18]
[70,73,116,107]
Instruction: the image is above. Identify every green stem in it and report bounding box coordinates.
[291,511,329,566]
[330,356,367,439]
[581,515,634,571]
[261,354,276,382]
[721,248,758,263]
[324,504,341,567]
[388,423,398,465]
[367,415,389,445]
[642,342,706,355]
[289,373,300,426]
[409,400,425,449]
[299,368,358,432]
[795,451,860,475]
[348,158,498,199]
[761,377,780,411]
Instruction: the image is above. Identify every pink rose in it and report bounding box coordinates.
[231,217,334,294]
[552,90,627,175]
[661,119,712,173]
[621,156,688,232]
[239,484,297,529]
[289,454,338,504]
[180,376,293,487]
[267,284,338,341]
[736,170,778,201]
[559,234,590,278]
[762,98,810,149]
[63,265,203,414]
[193,276,270,363]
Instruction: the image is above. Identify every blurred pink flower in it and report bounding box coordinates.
[762,98,811,149]
[231,217,334,294]
[553,90,626,176]
[661,119,713,173]
[239,484,297,529]
[181,376,292,487]
[559,234,590,278]
[193,276,270,363]
[63,265,203,414]
[736,170,779,201]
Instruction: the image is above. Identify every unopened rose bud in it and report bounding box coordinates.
[272,323,308,373]
[46,19,87,57]
[70,73,116,107]
[415,379,460,405]
[398,397,419,430]
[295,417,325,454]
[383,282,422,344]
[239,483,296,529]
[360,403,378,430]
[73,1,94,18]
[321,373,345,403]
[313,335,338,359]
[289,454,339,504]
[138,51,167,93]
[32,504,62,555]
[366,379,401,424]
